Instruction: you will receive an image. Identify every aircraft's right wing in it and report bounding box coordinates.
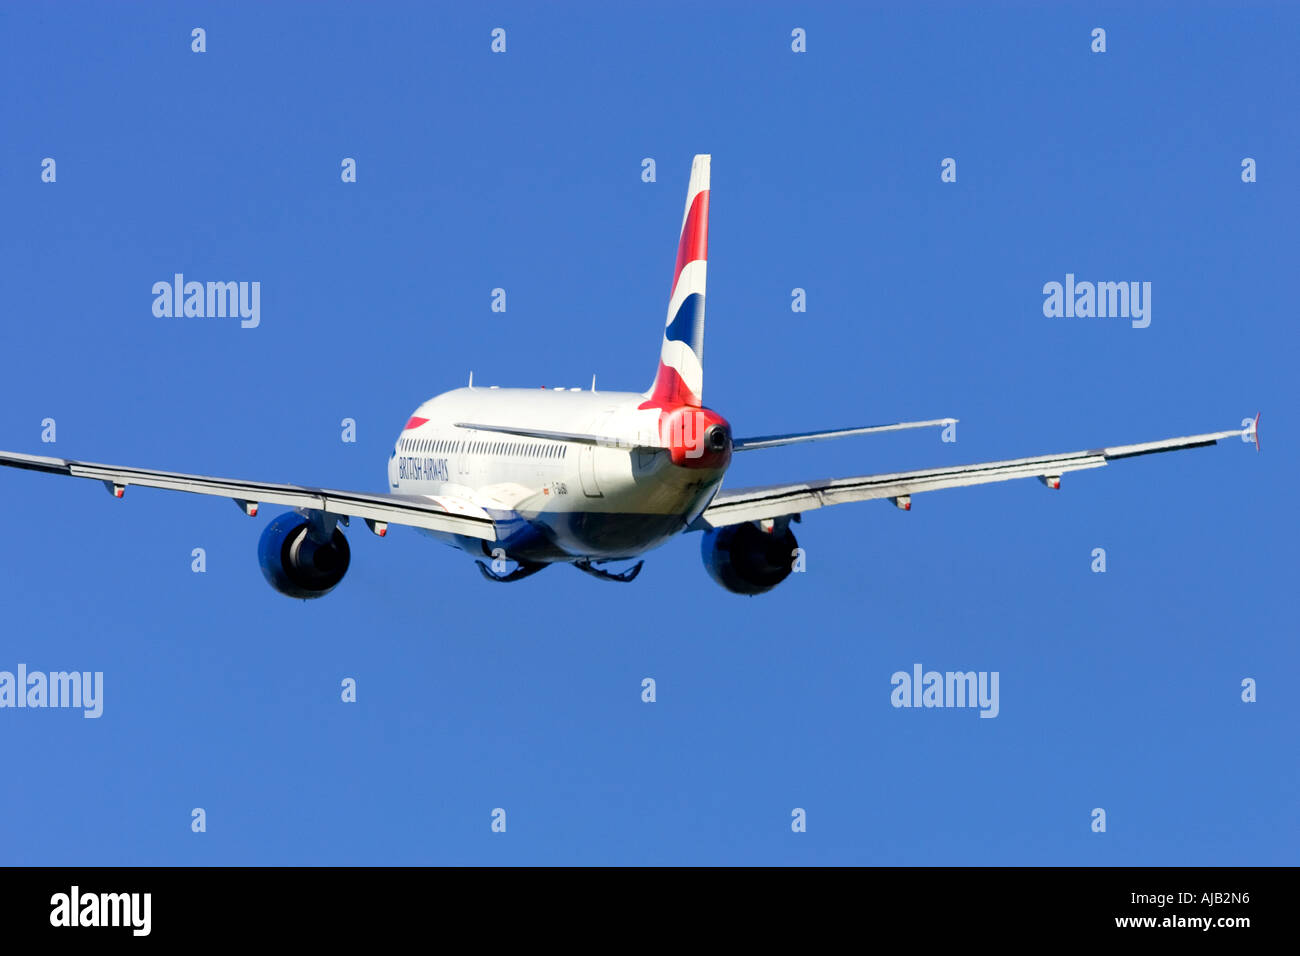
[692,424,1254,530]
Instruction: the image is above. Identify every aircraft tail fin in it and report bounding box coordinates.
[644,154,709,408]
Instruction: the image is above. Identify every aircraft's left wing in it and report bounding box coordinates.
[0,450,498,540]
[692,425,1254,530]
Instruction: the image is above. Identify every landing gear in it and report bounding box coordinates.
[573,558,644,583]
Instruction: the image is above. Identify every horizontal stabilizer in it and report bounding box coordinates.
[454,422,660,451]
[732,418,957,451]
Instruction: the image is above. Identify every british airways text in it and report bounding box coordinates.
[398,457,449,481]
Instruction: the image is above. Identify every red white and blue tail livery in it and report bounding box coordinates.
[0,156,1257,596]
[647,152,709,409]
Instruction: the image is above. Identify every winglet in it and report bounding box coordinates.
[1253,412,1260,452]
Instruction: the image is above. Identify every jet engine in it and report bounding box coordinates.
[257,511,351,599]
[700,520,798,595]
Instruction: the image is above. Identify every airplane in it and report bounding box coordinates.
[0,155,1258,597]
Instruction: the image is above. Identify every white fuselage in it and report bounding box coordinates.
[388,388,728,562]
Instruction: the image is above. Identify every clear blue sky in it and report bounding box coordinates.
[0,2,1294,865]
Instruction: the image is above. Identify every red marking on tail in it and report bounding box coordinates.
[671,190,709,294]
[647,404,731,470]
[641,362,701,410]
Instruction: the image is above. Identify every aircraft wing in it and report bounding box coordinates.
[0,450,497,540]
[692,425,1253,530]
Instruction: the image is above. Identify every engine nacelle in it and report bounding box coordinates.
[700,520,799,595]
[258,511,351,599]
